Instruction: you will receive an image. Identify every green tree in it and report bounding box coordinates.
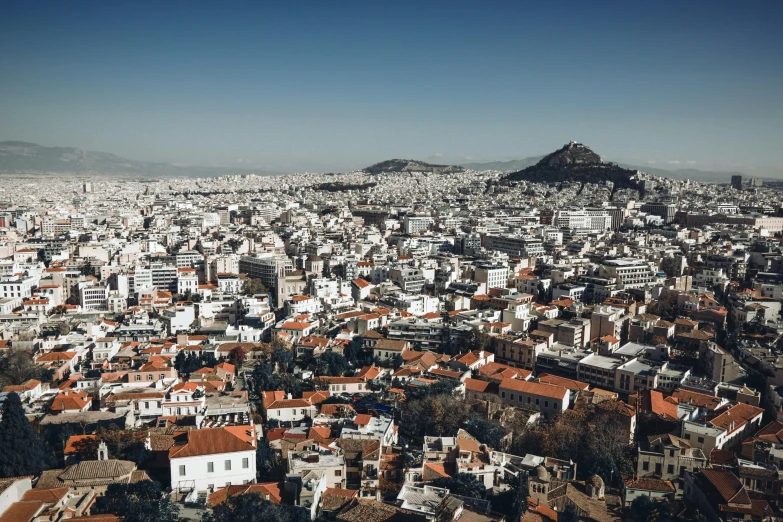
[430,473,485,499]
[316,352,349,377]
[205,492,310,522]
[250,363,280,394]
[91,480,179,522]
[256,439,283,480]
[242,278,267,295]
[79,259,94,276]
[628,495,681,521]
[272,347,294,372]
[0,349,48,387]
[463,415,509,449]
[400,393,470,439]
[493,471,528,521]
[0,392,51,477]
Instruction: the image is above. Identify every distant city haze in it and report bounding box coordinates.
[1,1,781,176]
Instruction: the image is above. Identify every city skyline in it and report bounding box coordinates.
[1,1,782,175]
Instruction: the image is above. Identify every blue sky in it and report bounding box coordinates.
[1,1,781,174]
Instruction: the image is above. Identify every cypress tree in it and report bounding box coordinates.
[0,392,50,477]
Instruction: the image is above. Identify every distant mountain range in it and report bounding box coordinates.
[0,141,281,177]
[463,154,745,182]
[501,142,642,199]
[363,159,465,175]
[462,157,544,172]
[0,140,754,182]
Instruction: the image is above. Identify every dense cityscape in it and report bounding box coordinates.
[0,141,782,522]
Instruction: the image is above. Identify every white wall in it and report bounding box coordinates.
[172,450,256,493]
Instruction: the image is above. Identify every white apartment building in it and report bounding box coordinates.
[599,259,659,289]
[93,337,120,361]
[554,209,612,231]
[403,216,433,235]
[239,254,288,286]
[80,284,109,311]
[0,276,37,300]
[484,235,545,257]
[177,268,199,294]
[217,273,242,295]
[474,262,509,290]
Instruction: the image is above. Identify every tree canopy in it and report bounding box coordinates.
[91,480,179,522]
[204,492,310,522]
[400,392,470,440]
[174,351,217,375]
[462,415,509,449]
[430,473,486,499]
[315,351,349,377]
[511,406,633,489]
[0,391,51,477]
[242,278,267,295]
[0,349,50,387]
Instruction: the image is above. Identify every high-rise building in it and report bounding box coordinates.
[731,175,743,190]
[83,182,92,193]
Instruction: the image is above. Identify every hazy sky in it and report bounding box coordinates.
[1,1,781,174]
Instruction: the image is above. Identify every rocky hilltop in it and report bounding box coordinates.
[504,142,642,198]
[537,141,602,167]
[363,159,465,175]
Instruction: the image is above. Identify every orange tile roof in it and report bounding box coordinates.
[709,403,765,435]
[499,378,568,400]
[208,482,282,506]
[169,426,256,459]
[536,373,589,392]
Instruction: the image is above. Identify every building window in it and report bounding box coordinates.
[642,462,649,471]
[242,458,249,469]
[135,375,141,381]
[208,462,214,473]
[179,465,186,476]
[335,470,341,476]
[545,401,549,408]
[697,437,704,444]
[225,460,231,471]
[667,464,674,475]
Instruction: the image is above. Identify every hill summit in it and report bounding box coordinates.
[538,141,602,167]
[503,142,642,198]
[363,159,465,175]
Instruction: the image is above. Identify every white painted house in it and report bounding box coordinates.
[169,425,258,496]
[261,391,317,422]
